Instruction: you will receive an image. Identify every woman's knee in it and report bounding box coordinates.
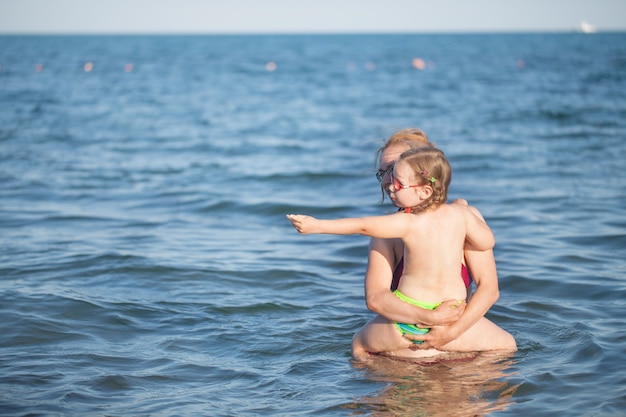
[351,332,369,359]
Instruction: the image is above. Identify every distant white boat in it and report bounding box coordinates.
[578,21,597,33]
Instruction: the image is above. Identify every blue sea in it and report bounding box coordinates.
[1,33,625,416]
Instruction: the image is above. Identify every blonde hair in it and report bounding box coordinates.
[399,146,451,213]
[375,128,432,167]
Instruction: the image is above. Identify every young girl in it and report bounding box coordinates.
[287,146,497,358]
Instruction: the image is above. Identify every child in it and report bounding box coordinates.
[286,146,496,357]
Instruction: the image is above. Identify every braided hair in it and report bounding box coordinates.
[399,145,451,213]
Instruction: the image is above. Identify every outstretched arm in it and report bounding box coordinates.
[286,213,409,240]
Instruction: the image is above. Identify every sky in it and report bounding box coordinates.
[1,0,625,34]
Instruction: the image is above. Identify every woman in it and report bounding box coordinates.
[351,128,516,360]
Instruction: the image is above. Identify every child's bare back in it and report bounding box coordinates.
[394,203,485,305]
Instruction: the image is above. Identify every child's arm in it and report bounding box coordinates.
[463,206,495,251]
[286,213,408,239]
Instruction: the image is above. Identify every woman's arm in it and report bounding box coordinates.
[463,206,495,251]
[364,237,464,326]
[460,206,500,332]
[450,249,500,332]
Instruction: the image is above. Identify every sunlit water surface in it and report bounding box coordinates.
[1,33,625,416]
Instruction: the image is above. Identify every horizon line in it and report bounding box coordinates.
[1,29,623,36]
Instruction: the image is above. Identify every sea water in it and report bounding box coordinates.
[1,33,625,416]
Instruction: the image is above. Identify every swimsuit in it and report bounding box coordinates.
[393,290,441,344]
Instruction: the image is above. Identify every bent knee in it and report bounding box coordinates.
[502,332,517,351]
[486,329,517,352]
[351,334,370,359]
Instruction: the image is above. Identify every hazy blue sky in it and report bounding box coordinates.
[1,0,625,34]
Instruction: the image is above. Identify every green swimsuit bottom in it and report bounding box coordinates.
[393,289,441,345]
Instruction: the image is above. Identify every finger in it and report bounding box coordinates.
[449,299,465,309]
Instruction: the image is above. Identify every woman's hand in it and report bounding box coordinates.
[416,299,465,327]
[403,300,465,349]
[403,325,458,349]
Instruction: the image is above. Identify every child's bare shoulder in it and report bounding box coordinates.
[448,202,478,216]
[437,203,475,226]
[458,204,488,225]
[439,202,468,216]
